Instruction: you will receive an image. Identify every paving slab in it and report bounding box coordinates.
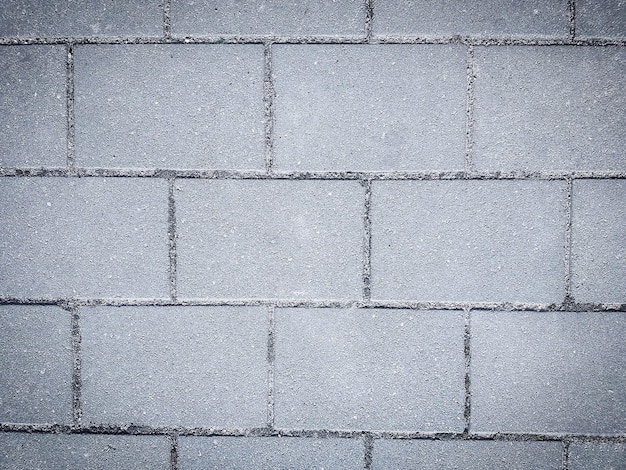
[569,442,626,470]
[81,306,267,428]
[273,44,467,172]
[576,0,626,39]
[178,436,363,469]
[0,45,66,168]
[0,305,72,424]
[471,311,626,433]
[274,308,465,431]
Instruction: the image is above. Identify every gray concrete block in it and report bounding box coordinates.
[0,45,66,167]
[372,439,562,470]
[473,46,626,172]
[274,308,465,431]
[471,311,626,433]
[272,44,467,172]
[176,180,363,299]
[0,305,72,424]
[81,306,267,427]
[577,0,626,39]
[569,442,626,470]
[370,180,567,303]
[171,0,365,37]
[572,180,626,303]
[373,0,569,38]
[0,433,170,469]
[74,44,264,170]
[0,0,162,37]
[178,436,363,469]
[0,177,169,298]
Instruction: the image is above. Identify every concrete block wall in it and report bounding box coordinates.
[0,1,624,469]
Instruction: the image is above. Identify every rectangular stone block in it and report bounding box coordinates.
[370,180,567,303]
[171,0,365,36]
[0,0,162,37]
[569,442,626,470]
[272,44,467,171]
[176,180,363,299]
[374,0,569,38]
[473,46,626,172]
[372,439,562,469]
[471,311,626,433]
[0,177,169,298]
[572,180,626,303]
[0,45,66,167]
[178,436,364,469]
[0,433,170,469]
[81,306,267,428]
[0,305,72,424]
[576,0,626,39]
[74,44,265,169]
[274,308,465,431]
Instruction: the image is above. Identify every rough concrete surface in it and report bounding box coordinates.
[0,0,625,469]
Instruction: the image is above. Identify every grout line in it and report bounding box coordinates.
[170,433,179,470]
[65,42,75,171]
[267,305,276,430]
[168,178,178,301]
[263,43,276,173]
[464,45,476,173]
[163,0,172,39]
[364,434,374,469]
[568,0,576,40]
[365,0,374,43]
[564,178,575,309]
[562,439,570,470]
[362,180,373,301]
[463,309,472,434]
[69,306,82,426]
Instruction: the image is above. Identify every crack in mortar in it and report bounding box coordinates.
[365,0,374,43]
[169,432,179,470]
[65,43,75,171]
[463,309,472,435]
[568,0,576,40]
[465,45,476,173]
[168,178,178,301]
[263,43,275,173]
[267,305,276,430]
[362,179,373,301]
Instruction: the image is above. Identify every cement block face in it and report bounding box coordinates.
[569,442,626,470]
[171,0,365,37]
[372,439,562,470]
[0,45,66,167]
[0,178,168,298]
[370,180,567,303]
[0,306,72,424]
[272,44,467,172]
[176,180,363,299]
[576,0,626,39]
[572,180,626,303]
[473,46,626,172]
[0,0,162,37]
[178,436,363,469]
[74,44,265,170]
[81,306,267,427]
[471,311,626,433]
[373,0,569,38]
[274,308,465,431]
[0,433,170,469]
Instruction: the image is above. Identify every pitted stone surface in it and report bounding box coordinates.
[569,442,626,470]
[576,0,626,39]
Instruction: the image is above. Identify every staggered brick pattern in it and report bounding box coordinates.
[1,1,625,469]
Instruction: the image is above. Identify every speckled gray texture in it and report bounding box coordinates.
[372,439,562,470]
[373,0,569,38]
[274,308,465,431]
[74,44,265,170]
[176,180,363,299]
[370,180,567,303]
[473,46,626,172]
[0,178,169,298]
[0,0,162,37]
[0,45,66,168]
[273,44,467,172]
[569,442,626,470]
[0,306,72,424]
[0,433,171,469]
[572,179,626,303]
[178,436,364,469]
[576,0,626,39]
[81,306,267,427]
[171,0,365,37]
[471,311,626,433]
